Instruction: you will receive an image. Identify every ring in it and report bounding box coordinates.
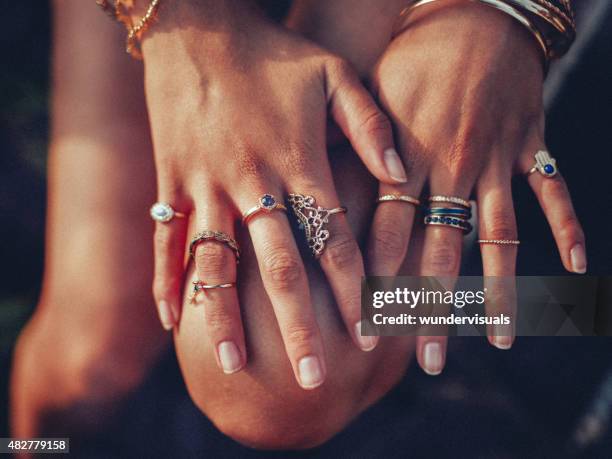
[428,195,471,209]
[426,207,472,218]
[288,193,348,258]
[424,215,473,233]
[242,194,288,225]
[150,202,187,223]
[189,231,241,263]
[189,281,236,303]
[377,194,421,206]
[478,239,520,245]
[527,150,558,178]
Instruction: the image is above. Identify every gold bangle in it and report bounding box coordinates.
[96,0,162,59]
[396,0,550,71]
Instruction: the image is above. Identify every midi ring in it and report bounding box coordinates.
[288,193,347,259]
[377,194,421,206]
[478,239,520,245]
[242,194,288,225]
[150,202,187,223]
[527,150,558,178]
[189,280,236,304]
[428,195,471,209]
[189,230,241,263]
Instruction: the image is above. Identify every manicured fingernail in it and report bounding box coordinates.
[298,355,324,389]
[492,324,513,350]
[423,342,444,376]
[218,341,243,374]
[354,321,379,351]
[157,300,175,331]
[570,244,587,274]
[383,148,408,183]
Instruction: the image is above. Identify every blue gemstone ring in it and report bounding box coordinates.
[527,150,558,178]
[242,194,288,225]
[424,215,473,233]
[426,207,472,218]
[150,202,187,223]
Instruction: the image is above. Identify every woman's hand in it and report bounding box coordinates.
[141,1,405,388]
[365,0,586,374]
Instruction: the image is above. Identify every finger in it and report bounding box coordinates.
[192,198,246,375]
[243,192,326,390]
[290,181,378,353]
[520,141,587,274]
[416,184,470,375]
[325,59,407,185]
[476,174,518,350]
[366,180,425,276]
[152,199,190,331]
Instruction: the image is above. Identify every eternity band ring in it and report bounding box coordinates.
[242,194,288,225]
[288,193,348,258]
[377,194,421,206]
[478,239,521,245]
[150,202,187,223]
[428,195,471,209]
[527,150,558,178]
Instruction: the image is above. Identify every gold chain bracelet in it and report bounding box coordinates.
[96,0,162,59]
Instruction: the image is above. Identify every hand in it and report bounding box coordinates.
[141,1,405,388]
[365,1,586,373]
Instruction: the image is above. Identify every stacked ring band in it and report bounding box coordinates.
[189,281,236,303]
[150,202,186,223]
[377,194,421,206]
[424,214,473,233]
[242,194,287,225]
[189,230,241,263]
[478,239,521,245]
[288,193,347,258]
[527,150,558,178]
[428,195,471,209]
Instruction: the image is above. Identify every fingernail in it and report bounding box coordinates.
[218,341,243,374]
[354,321,379,351]
[570,244,587,274]
[423,342,444,376]
[492,324,513,350]
[298,355,324,389]
[158,300,175,331]
[383,148,408,183]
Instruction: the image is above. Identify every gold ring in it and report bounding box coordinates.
[288,193,347,258]
[189,281,236,303]
[189,231,240,263]
[428,195,471,209]
[150,202,187,223]
[478,239,521,245]
[242,194,287,225]
[377,194,421,206]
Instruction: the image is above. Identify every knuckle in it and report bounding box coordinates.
[359,109,392,138]
[205,307,236,333]
[262,250,304,289]
[486,210,517,240]
[154,226,176,252]
[277,142,316,178]
[323,232,360,270]
[424,238,460,275]
[233,145,269,181]
[558,215,583,241]
[372,225,408,260]
[195,242,231,276]
[284,324,317,348]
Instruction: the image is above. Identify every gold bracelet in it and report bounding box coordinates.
[96,0,162,59]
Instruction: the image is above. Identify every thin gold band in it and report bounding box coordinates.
[189,281,236,304]
[478,239,521,245]
[377,194,421,206]
[428,195,471,209]
[242,195,288,225]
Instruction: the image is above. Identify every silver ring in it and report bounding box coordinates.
[288,193,347,259]
[526,150,558,178]
[150,202,187,223]
[189,281,236,304]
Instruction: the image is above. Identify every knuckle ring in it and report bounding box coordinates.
[424,202,473,234]
[428,195,471,209]
[526,149,558,178]
[189,231,241,263]
[242,194,288,225]
[377,194,421,206]
[189,280,236,304]
[150,202,187,223]
[288,193,347,259]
